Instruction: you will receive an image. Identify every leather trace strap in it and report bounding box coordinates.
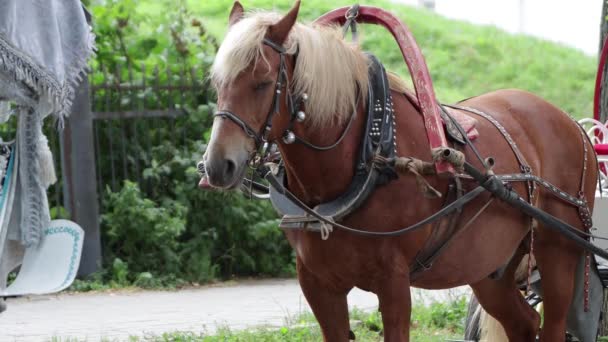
[262,165,487,237]
[462,161,608,260]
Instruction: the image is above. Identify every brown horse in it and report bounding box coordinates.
[202,2,598,341]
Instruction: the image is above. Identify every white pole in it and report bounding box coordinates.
[419,0,436,11]
[519,0,525,33]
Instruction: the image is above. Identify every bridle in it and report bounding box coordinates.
[213,38,301,169]
[213,37,358,168]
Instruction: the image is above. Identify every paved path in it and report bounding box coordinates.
[0,279,469,342]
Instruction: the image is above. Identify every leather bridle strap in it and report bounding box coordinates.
[293,96,359,151]
[213,36,356,155]
[212,38,288,151]
[214,110,263,146]
[263,38,286,53]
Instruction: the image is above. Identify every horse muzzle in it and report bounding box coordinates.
[198,153,247,190]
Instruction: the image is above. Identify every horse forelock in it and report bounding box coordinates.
[211,11,370,127]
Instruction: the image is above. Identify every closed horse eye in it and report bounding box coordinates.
[253,81,272,92]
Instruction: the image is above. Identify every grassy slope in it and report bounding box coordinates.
[186,0,596,118]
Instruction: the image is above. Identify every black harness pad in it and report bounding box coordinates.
[358,53,397,184]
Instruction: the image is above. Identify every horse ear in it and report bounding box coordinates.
[228,1,245,27]
[267,0,300,45]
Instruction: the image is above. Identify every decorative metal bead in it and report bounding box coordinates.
[196,161,206,175]
[302,93,309,102]
[296,111,306,122]
[283,131,296,144]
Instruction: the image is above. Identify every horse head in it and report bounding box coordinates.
[203,1,301,189]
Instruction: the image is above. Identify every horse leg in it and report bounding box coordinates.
[470,254,540,342]
[297,258,351,342]
[377,273,411,342]
[534,218,582,342]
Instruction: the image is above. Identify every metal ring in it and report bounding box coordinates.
[345,4,360,20]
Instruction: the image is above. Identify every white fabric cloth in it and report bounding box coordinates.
[0,0,94,119]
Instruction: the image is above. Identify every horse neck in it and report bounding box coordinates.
[277,105,366,206]
[276,89,437,207]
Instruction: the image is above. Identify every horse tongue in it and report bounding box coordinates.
[198,176,211,189]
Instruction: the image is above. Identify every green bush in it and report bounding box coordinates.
[102,181,188,283]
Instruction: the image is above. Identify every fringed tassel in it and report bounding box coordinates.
[0,26,96,123]
[37,134,57,188]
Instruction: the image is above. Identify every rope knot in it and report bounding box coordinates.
[320,221,333,240]
[393,157,442,199]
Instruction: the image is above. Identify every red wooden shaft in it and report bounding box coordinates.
[594,35,608,122]
[314,6,454,174]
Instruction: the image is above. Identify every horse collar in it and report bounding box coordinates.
[270,54,398,225]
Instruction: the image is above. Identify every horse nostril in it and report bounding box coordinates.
[225,159,236,177]
[205,155,242,188]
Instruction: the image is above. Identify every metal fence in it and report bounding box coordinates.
[90,63,205,203]
[50,62,207,275]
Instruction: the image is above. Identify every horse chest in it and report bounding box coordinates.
[285,229,409,290]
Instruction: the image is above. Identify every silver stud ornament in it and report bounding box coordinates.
[283,131,296,144]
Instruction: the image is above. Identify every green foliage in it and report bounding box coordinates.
[411,296,468,331]
[102,181,187,280]
[95,176,293,287]
[91,0,217,77]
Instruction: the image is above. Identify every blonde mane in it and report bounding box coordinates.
[211,12,370,127]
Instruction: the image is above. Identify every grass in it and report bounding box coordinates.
[52,300,466,342]
[184,0,596,119]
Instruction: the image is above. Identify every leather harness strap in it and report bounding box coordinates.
[444,104,537,204]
